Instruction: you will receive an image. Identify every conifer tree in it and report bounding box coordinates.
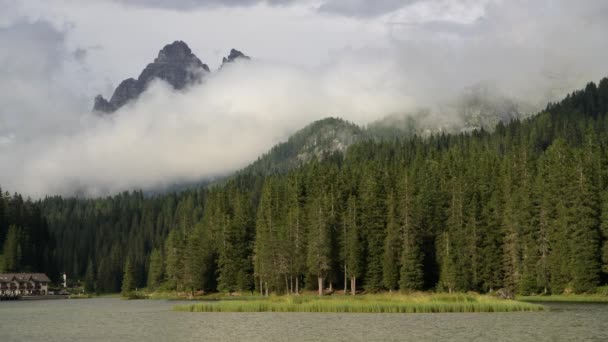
[147,248,164,291]
[542,139,574,293]
[2,225,21,272]
[254,179,277,295]
[306,193,332,296]
[85,258,96,293]
[569,151,600,292]
[218,190,253,292]
[343,195,361,295]
[121,257,135,296]
[398,170,424,291]
[183,228,204,296]
[164,229,185,291]
[286,175,306,294]
[382,193,401,291]
[359,166,386,292]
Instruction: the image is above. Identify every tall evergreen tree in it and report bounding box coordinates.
[359,166,386,292]
[2,225,21,272]
[343,195,361,295]
[147,248,164,291]
[85,258,96,293]
[164,229,185,291]
[398,170,424,291]
[121,257,135,296]
[306,193,332,296]
[382,193,401,291]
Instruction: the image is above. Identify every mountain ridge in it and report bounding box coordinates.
[93,42,250,113]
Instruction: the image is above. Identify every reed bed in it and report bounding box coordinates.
[174,293,543,313]
[518,294,608,303]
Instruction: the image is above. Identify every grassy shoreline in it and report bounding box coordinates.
[518,294,608,303]
[173,293,543,313]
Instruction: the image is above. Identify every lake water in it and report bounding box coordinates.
[0,298,606,341]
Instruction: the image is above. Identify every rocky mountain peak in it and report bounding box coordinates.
[93,41,210,113]
[221,49,250,66]
[155,41,194,63]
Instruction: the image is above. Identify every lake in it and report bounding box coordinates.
[0,298,606,341]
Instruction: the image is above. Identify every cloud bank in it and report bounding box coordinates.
[1,49,410,197]
[0,0,607,197]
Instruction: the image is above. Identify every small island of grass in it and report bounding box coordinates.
[173,293,543,313]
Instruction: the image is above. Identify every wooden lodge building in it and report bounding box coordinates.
[0,273,51,296]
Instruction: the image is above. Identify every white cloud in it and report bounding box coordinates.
[0,0,607,197]
[1,56,412,197]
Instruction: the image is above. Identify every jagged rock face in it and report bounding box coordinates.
[93,41,210,113]
[93,95,113,113]
[221,49,250,67]
[138,41,209,89]
[108,78,141,110]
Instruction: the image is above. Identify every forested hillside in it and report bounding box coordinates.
[2,78,608,296]
[244,117,363,176]
[164,77,608,296]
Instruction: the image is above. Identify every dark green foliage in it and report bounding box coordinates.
[85,259,96,293]
[147,248,164,291]
[382,193,400,291]
[306,193,332,294]
[165,229,185,291]
[0,191,53,276]
[121,258,135,295]
[601,191,608,278]
[2,225,21,272]
[217,189,254,292]
[343,195,362,294]
[359,166,386,292]
[398,171,424,291]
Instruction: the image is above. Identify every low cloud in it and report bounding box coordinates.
[1,56,411,197]
[1,1,607,197]
[0,20,90,144]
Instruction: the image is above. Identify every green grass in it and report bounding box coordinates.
[518,294,608,303]
[518,286,608,303]
[146,291,234,300]
[174,293,543,313]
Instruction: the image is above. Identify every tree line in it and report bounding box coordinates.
[2,78,608,296]
[147,78,608,296]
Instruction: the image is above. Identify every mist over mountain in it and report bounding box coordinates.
[1,1,608,198]
[93,41,211,113]
[84,41,543,187]
[221,49,250,68]
[243,117,363,176]
[367,84,536,138]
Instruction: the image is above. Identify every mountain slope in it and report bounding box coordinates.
[243,117,364,175]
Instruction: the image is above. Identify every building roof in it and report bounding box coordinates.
[0,273,51,283]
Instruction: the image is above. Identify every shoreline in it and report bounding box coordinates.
[518,294,608,303]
